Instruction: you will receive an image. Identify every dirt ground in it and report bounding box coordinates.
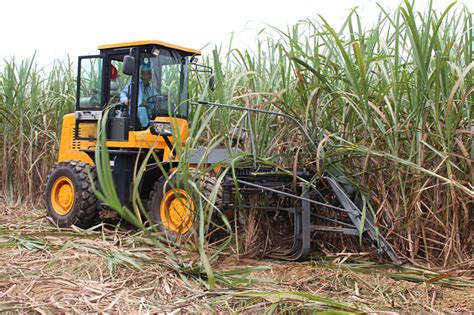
[0,201,473,313]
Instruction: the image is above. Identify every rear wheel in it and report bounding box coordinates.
[44,161,98,228]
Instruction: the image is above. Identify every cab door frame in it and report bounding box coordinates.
[75,54,105,141]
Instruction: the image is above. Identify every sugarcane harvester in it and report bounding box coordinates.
[44,40,400,264]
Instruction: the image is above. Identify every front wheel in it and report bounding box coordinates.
[147,172,223,242]
[44,161,98,228]
[148,174,196,241]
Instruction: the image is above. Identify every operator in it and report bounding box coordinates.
[120,62,156,128]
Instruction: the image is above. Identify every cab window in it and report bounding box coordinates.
[108,58,130,105]
[138,49,189,120]
[78,56,103,109]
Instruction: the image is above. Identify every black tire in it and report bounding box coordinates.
[147,172,222,242]
[44,160,98,228]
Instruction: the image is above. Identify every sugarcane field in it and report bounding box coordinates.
[0,0,473,313]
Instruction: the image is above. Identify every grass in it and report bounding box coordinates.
[0,202,473,313]
[0,0,472,283]
[0,55,75,203]
[189,0,473,266]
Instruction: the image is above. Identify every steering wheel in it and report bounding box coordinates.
[146,94,168,104]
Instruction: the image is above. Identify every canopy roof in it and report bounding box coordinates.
[98,40,201,55]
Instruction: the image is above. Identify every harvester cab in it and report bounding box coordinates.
[75,40,198,139]
[44,40,401,264]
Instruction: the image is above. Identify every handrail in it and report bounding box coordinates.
[191,101,317,166]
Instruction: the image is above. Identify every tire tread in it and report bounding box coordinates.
[44,160,98,228]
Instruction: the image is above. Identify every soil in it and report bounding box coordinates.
[0,201,472,313]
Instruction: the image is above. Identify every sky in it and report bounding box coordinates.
[1,0,472,66]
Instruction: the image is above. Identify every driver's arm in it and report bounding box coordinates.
[120,82,131,105]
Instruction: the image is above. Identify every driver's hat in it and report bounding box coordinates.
[140,59,151,73]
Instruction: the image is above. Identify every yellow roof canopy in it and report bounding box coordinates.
[98,40,201,55]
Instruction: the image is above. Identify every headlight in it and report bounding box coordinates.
[150,122,172,136]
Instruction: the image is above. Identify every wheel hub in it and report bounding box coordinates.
[58,184,73,209]
[160,189,194,234]
[169,198,189,224]
[51,176,75,215]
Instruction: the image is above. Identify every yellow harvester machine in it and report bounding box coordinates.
[44,40,400,263]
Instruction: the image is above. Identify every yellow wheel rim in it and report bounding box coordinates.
[160,188,194,234]
[50,176,75,216]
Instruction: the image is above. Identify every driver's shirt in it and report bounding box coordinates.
[120,79,156,127]
[120,79,156,109]
[140,82,154,114]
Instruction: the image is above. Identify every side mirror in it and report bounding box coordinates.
[190,56,198,64]
[208,75,215,91]
[123,55,135,75]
